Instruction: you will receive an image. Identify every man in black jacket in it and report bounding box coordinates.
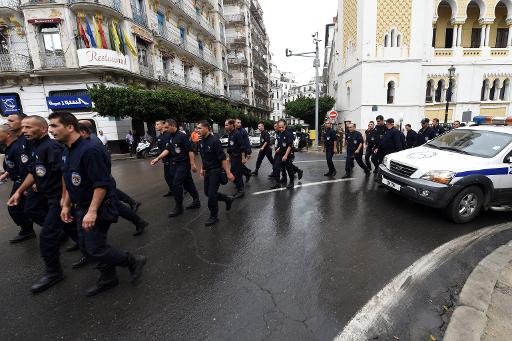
[416,118,436,147]
[404,124,417,149]
[376,118,404,160]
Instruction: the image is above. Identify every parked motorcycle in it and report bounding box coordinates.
[136,139,160,159]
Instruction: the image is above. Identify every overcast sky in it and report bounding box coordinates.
[258,0,338,85]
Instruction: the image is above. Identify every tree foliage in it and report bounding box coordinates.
[88,84,266,128]
[284,96,336,127]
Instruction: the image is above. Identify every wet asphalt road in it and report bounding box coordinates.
[0,151,511,341]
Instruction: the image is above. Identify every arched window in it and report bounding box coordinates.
[435,79,445,102]
[426,80,433,102]
[390,29,396,47]
[490,79,500,101]
[500,79,510,100]
[384,34,389,47]
[397,34,402,47]
[387,81,395,104]
[481,79,489,101]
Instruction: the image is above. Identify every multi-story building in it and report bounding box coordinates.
[289,78,325,102]
[269,63,303,124]
[0,0,234,151]
[223,0,271,113]
[326,0,512,129]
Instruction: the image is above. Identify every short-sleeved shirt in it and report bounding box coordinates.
[260,130,271,150]
[3,136,30,183]
[345,131,364,152]
[199,133,226,170]
[30,135,64,199]
[62,137,114,207]
[323,128,337,150]
[277,129,294,156]
[238,127,251,155]
[166,131,190,164]
[156,132,171,162]
[365,128,377,147]
[227,129,244,157]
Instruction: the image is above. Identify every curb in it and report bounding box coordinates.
[444,240,512,341]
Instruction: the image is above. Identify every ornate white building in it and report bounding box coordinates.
[269,63,303,125]
[325,0,512,129]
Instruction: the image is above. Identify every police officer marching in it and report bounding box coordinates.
[49,112,146,297]
[225,119,246,198]
[323,120,338,177]
[7,115,79,293]
[252,122,274,176]
[364,121,376,171]
[271,120,296,189]
[375,118,404,162]
[404,124,418,149]
[0,123,36,243]
[155,120,173,197]
[196,120,235,226]
[235,118,252,183]
[432,118,446,137]
[371,115,387,172]
[416,118,436,147]
[344,123,370,178]
[151,119,201,217]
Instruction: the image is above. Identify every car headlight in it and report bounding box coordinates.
[383,156,389,168]
[420,170,456,185]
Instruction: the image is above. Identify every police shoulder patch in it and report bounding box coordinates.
[21,154,29,164]
[71,172,82,186]
[35,165,46,177]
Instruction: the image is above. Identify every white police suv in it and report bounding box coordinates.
[379,116,512,223]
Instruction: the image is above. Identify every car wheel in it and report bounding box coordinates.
[446,186,484,224]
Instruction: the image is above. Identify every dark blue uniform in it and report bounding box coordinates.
[432,124,446,137]
[415,126,435,147]
[238,127,252,179]
[199,133,230,219]
[62,137,131,279]
[255,130,273,172]
[157,132,173,192]
[166,131,200,208]
[345,130,369,175]
[30,135,77,274]
[364,128,376,170]
[273,129,296,184]
[371,124,387,169]
[323,128,337,175]
[405,129,418,149]
[3,136,34,236]
[227,129,245,192]
[380,127,404,156]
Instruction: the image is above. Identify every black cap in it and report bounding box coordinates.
[421,118,430,124]
[386,118,395,124]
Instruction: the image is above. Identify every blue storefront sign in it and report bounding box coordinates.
[46,95,93,110]
[0,95,21,116]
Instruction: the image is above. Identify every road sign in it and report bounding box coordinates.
[328,110,338,119]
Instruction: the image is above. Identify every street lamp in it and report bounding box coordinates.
[444,65,456,124]
[285,32,322,147]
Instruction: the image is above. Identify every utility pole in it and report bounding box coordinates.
[286,32,322,147]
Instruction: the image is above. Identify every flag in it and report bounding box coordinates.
[77,16,89,48]
[111,20,121,52]
[117,23,126,55]
[96,16,108,49]
[85,17,97,48]
[108,20,116,51]
[92,16,102,48]
[121,26,137,56]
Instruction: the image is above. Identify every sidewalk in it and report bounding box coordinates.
[444,240,512,341]
[110,153,136,161]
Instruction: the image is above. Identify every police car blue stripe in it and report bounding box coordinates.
[456,167,509,177]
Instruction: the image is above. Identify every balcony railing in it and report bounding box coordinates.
[229,92,250,104]
[226,36,247,46]
[131,1,147,28]
[230,77,249,86]
[39,51,65,68]
[138,63,153,78]
[27,0,57,4]
[228,56,248,65]
[164,70,186,85]
[185,77,203,90]
[202,83,221,95]
[0,53,31,72]
[170,0,215,38]
[69,0,122,14]
[225,14,245,24]
[155,26,182,46]
[0,0,20,11]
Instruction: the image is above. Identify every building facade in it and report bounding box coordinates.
[223,0,271,113]
[0,0,271,150]
[269,63,303,124]
[326,0,512,129]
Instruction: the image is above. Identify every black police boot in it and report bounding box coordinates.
[72,257,88,269]
[251,169,258,176]
[332,170,337,177]
[127,254,147,284]
[66,243,80,252]
[205,216,219,227]
[286,181,295,190]
[168,204,184,217]
[133,220,149,237]
[245,173,252,183]
[267,173,276,178]
[86,274,119,297]
[297,169,304,180]
[163,191,173,197]
[30,272,64,294]
[225,196,234,211]
[131,201,141,213]
[233,190,245,199]
[270,182,281,189]
[185,199,201,210]
[342,173,352,179]
[9,231,36,244]
[324,172,332,177]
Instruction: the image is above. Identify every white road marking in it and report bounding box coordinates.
[295,160,346,163]
[252,178,355,195]
[334,223,512,341]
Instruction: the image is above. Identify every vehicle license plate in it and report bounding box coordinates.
[382,178,401,191]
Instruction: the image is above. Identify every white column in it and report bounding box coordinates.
[452,25,458,47]
[485,24,491,47]
[508,25,512,47]
[457,25,463,47]
[481,25,486,47]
